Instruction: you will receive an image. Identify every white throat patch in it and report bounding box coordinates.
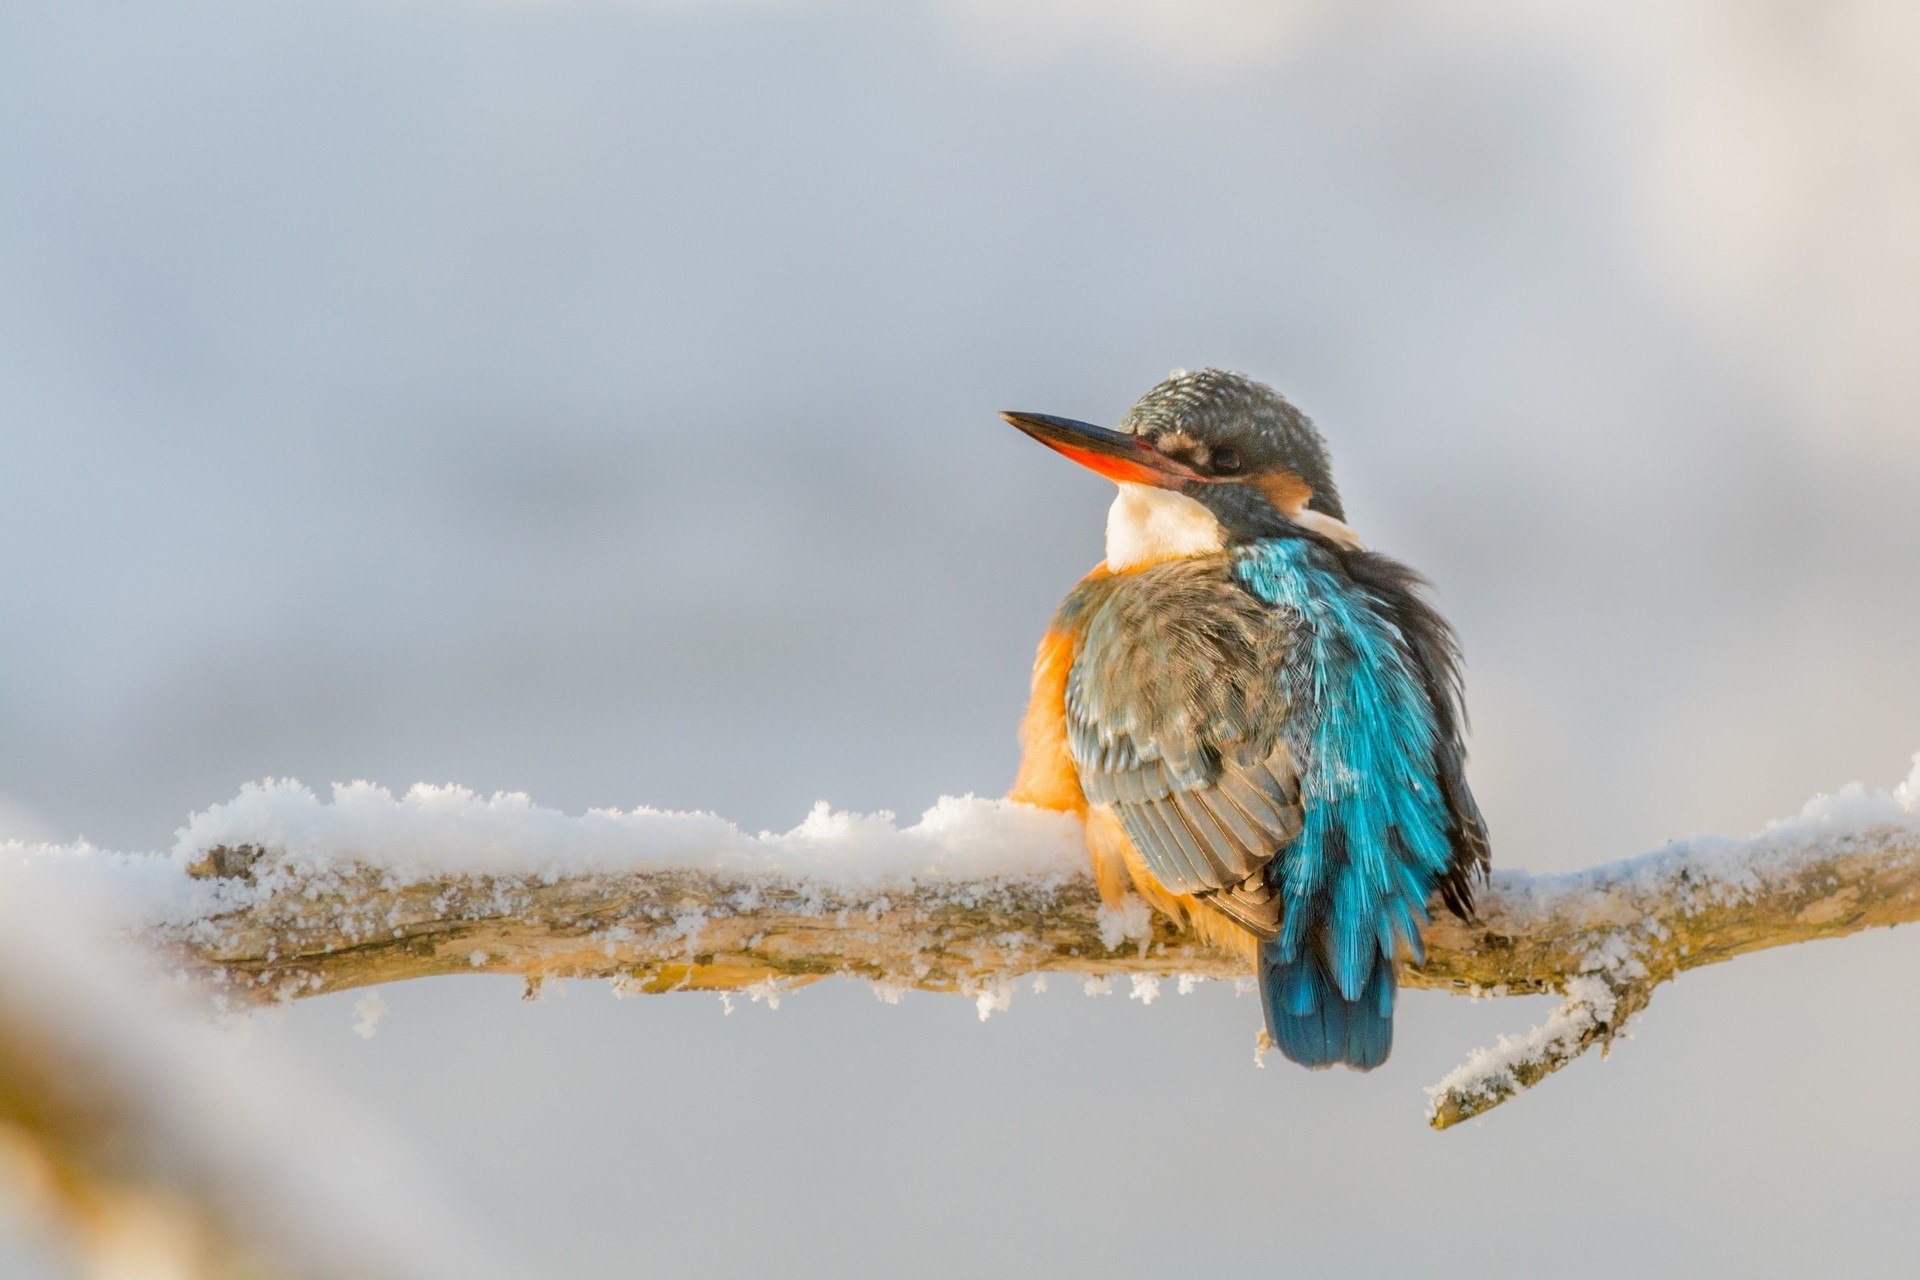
[1104,483,1225,571]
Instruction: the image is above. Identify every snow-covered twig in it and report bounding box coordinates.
[9,756,1919,1130]
[1423,972,1652,1129]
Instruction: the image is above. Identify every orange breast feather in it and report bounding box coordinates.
[1009,624,1085,816]
[1008,619,1131,912]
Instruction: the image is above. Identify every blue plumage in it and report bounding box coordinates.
[1236,538,1454,1069]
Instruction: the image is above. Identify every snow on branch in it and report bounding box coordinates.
[9,757,1920,1130]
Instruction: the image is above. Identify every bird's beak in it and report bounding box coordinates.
[999,411,1202,488]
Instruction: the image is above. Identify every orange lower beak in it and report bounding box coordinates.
[999,412,1202,488]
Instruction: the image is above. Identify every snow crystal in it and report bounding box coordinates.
[1096,893,1153,952]
[870,981,907,1005]
[973,982,1013,1021]
[1176,974,1200,996]
[1580,933,1650,982]
[668,911,708,951]
[351,991,388,1039]
[1895,751,1920,813]
[1128,974,1160,1004]
[1082,976,1113,997]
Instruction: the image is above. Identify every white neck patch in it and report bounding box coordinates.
[1291,508,1367,552]
[1104,483,1225,571]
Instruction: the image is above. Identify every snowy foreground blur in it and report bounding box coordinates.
[0,864,508,1280]
[2,752,1917,1275]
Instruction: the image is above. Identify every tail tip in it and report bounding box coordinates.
[1260,951,1395,1072]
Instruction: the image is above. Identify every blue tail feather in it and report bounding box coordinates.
[1260,938,1395,1072]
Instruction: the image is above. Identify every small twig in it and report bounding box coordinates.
[1426,974,1655,1129]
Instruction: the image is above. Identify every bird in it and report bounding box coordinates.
[1002,368,1488,1070]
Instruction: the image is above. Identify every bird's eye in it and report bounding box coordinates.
[1212,446,1243,475]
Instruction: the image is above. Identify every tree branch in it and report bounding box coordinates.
[129,775,1920,1130]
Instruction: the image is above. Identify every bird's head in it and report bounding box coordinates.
[1002,369,1361,568]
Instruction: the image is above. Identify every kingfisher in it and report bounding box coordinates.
[1003,369,1488,1070]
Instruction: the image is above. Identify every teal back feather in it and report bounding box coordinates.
[1236,538,1453,1066]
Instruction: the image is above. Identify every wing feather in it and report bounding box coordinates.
[1060,556,1305,937]
[1169,788,1257,879]
[1199,787,1271,865]
[1134,798,1210,892]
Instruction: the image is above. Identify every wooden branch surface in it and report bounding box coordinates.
[163,819,1920,1127]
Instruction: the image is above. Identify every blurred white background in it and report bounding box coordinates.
[3,2,1917,1276]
